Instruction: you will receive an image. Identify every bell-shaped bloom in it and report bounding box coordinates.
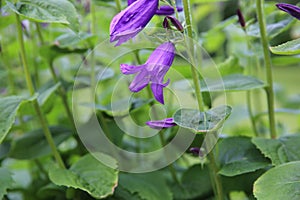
[163,16,184,32]
[110,0,158,46]
[128,0,182,16]
[146,118,177,129]
[276,3,300,20]
[120,42,175,104]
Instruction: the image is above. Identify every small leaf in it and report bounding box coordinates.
[117,172,172,200]
[270,38,300,55]
[6,0,79,31]
[37,82,60,106]
[0,168,13,199]
[252,135,300,166]
[254,161,300,199]
[201,74,265,92]
[9,126,72,159]
[173,105,232,133]
[54,32,97,48]
[218,56,244,76]
[217,137,270,176]
[0,96,32,144]
[49,153,118,199]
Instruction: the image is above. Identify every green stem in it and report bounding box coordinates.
[182,0,205,112]
[114,0,122,12]
[16,14,65,169]
[35,22,44,45]
[183,0,223,199]
[255,0,277,138]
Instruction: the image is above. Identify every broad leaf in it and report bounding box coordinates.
[254,161,300,199]
[201,74,265,92]
[0,168,13,199]
[173,105,232,133]
[9,126,72,159]
[6,0,79,31]
[217,56,244,76]
[252,135,300,166]
[38,82,60,106]
[171,165,212,199]
[217,137,270,176]
[0,96,31,144]
[270,38,300,55]
[117,172,172,200]
[49,153,118,199]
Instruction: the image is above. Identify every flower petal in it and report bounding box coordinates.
[146,117,176,129]
[146,42,175,70]
[110,0,158,46]
[129,70,150,92]
[276,3,300,20]
[120,64,144,75]
[150,79,170,104]
[155,5,183,15]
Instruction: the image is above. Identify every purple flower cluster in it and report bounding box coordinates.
[109,0,183,129]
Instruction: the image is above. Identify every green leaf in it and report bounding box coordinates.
[252,135,300,166]
[9,126,72,159]
[270,38,300,55]
[201,74,265,92]
[217,137,270,176]
[218,56,244,76]
[0,168,14,199]
[37,82,60,106]
[49,153,118,199]
[173,105,232,133]
[6,0,79,32]
[171,165,212,199]
[117,172,172,200]
[254,161,300,199]
[0,96,31,144]
[54,32,97,48]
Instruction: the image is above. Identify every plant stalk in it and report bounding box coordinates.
[16,14,65,169]
[183,0,224,199]
[255,0,277,138]
[114,0,122,12]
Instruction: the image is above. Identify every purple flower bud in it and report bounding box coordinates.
[163,16,184,32]
[110,0,158,46]
[276,3,300,20]
[236,9,246,28]
[155,5,183,16]
[128,0,183,16]
[120,42,175,104]
[146,118,177,129]
[189,147,200,155]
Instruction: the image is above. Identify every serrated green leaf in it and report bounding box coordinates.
[118,172,172,200]
[49,153,118,199]
[217,137,270,176]
[270,38,300,55]
[173,105,232,133]
[0,96,32,144]
[0,168,14,199]
[201,74,265,92]
[254,161,300,199]
[252,135,300,166]
[9,126,72,159]
[6,0,79,32]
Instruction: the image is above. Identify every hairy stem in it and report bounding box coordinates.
[16,14,65,169]
[255,0,277,138]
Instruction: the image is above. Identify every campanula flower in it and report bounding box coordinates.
[110,0,158,46]
[127,0,182,16]
[163,16,184,32]
[120,42,175,104]
[276,3,300,20]
[146,118,177,129]
[236,9,246,28]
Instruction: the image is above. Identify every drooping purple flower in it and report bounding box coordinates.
[276,3,300,20]
[128,0,183,16]
[110,0,158,46]
[120,42,175,104]
[146,118,177,129]
[236,9,246,28]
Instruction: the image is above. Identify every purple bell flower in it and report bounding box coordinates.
[110,0,158,46]
[120,42,175,104]
[128,0,182,16]
[276,3,300,20]
[146,118,177,129]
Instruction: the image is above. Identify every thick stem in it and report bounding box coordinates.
[255,0,277,138]
[16,14,65,169]
[183,0,223,199]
